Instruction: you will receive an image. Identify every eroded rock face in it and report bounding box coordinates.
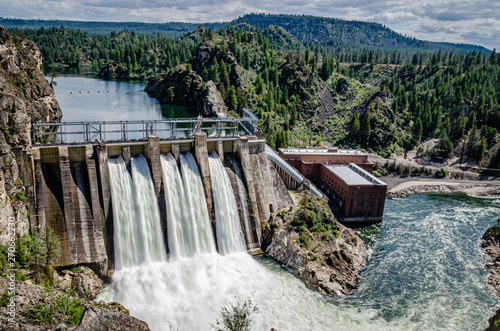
[265,211,367,296]
[0,25,62,244]
[53,266,104,300]
[145,65,227,117]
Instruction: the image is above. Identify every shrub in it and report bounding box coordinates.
[211,296,259,331]
[0,290,12,307]
[298,234,309,247]
[23,290,86,326]
[436,168,448,178]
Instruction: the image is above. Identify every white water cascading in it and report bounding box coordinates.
[208,151,246,255]
[108,156,166,269]
[160,153,216,259]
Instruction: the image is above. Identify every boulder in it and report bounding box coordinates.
[54,267,103,300]
[78,306,150,331]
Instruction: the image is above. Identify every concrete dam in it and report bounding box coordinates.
[21,131,300,277]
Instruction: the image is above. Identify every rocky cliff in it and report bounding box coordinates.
[0,25,62,244]
[263,192,367,296]
[145,64,227,117]
[482,226,500,330]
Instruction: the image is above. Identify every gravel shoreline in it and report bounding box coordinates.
[381,176,500,199]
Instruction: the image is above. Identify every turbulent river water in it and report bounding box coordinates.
[53,74,499,330]
[97,193,500,331]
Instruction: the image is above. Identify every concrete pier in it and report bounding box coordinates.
[84,146,108,276]
[96,143,114,272]
[216,141,224,162]
[122,146,131,173]
[236,137,262,241]
[32,148,46,230]
[58,146,78,264]
[194,132,218,250]
[146,135,169,254]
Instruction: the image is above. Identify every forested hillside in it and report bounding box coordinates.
[10,18,500,170]
[236,14,491,55]
[0,18,225,37]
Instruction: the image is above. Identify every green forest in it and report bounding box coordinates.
[9,14,500,170]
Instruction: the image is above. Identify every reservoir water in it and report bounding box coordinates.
[48,73,195,121]
[52,74,500,330]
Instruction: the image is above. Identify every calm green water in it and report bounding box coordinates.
[48,72,195,121]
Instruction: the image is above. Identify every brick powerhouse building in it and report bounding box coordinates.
[278,148,387,223]
[321,164,386,222]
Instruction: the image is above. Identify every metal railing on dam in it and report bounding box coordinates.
[33,110,258,145]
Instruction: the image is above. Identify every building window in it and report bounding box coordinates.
[367,197,373,211]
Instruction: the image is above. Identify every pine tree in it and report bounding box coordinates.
[412,117,423,144]
[467,125,477,155]
[226,86,238,111]
[360,110,371,145]
[350,111,360,141]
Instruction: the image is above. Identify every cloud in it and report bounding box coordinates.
[0,0,498,49]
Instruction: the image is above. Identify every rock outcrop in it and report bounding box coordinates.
[0,278,150,331]
[482,226,500,330]
[145,65,227,117]
[263,194,367,296]
[78,306,151,331]
[485,308,500,331]
[53,266,104,300]
[482,226,500,297]
[0,25,62,244]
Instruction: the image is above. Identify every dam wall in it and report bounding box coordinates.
[24,135,294,275]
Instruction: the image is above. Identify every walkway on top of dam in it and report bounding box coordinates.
[32,108,259,145]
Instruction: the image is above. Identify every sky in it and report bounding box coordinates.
[1,0,499,50]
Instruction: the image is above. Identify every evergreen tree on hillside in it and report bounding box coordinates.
[226,86,238,111]
[350,111,360,141]
[412,117,423,144]
[360,110,371,145]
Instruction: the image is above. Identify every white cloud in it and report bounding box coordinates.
[0,0,498,49]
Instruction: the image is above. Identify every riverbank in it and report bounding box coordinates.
[383,176,500,199]
[482,227,500,331]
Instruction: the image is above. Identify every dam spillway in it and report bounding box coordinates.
[24,134,295,275]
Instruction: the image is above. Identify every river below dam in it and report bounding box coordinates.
[96,193,499,331]
[51,74,500,330]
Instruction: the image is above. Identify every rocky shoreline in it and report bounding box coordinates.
[386,180,500,199]
[263,193,367,296]
[482,227,500,331]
